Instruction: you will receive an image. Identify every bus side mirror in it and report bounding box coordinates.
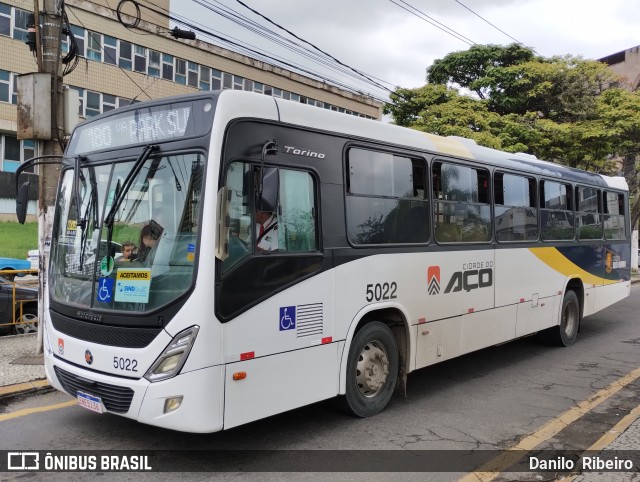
[16,181,29,224]
[258,167,279,213]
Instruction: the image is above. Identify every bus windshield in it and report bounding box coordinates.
[50,152,204,313]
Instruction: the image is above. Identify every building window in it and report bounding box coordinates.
[134,45,147,73]
[290,93,300,102]
[148,50,160,77]
[252,81,263,93]
[199,66,210,90]
[264,85,272,96]
[118,41,132,70]
[118,97,131,108]
[12,7,29,41]
[87,31,102,61]
[233,76,244,90]
[70,25,85,57]
[86,91,101,117]
[346,148,428,245]
[282,91,291,100]
[222,72,232,89]
[103,35,117,65]
[102,94,116,112]
[11,73,17,104]
[0,69,10,103]
[187,62,198,87]
[432,161,491,243]
[162,54,174,80]
[2,135,20,172]
[175,59,186,85]
[68,86,84,116]
[494,172,537,242]
[211,69,222,90]
[0,4,10,37]
[22,139,36,172]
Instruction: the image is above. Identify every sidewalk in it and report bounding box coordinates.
[0,333,47,397]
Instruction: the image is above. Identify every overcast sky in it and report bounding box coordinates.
[171,0,639,101]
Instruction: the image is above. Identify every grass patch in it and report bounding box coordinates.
[0,222,38,259]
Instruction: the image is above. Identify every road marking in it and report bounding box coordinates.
[0,399,77,422]
[459,366,640,482]
[562,403,640,482]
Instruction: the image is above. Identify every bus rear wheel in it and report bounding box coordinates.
[547,290,580,346]
[343,321,398,418]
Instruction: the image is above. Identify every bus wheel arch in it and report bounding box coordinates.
[339,307,409,417]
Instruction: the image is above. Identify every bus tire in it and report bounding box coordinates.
[343,321,398,418]
[547,290,580,347]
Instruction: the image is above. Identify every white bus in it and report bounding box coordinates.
[19,90,631,432]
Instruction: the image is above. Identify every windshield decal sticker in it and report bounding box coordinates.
[97,277,114,303]
[115,268,151,303]
[187,243,195,261]
[100,256,115,276]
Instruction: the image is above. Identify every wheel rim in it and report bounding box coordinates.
[15,312,38,335]
[562,300,577,337]
[355,340,389,398]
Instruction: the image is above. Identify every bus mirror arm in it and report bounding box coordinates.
[258,140,279,212]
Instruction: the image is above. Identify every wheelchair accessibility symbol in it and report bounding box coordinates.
[97,277,114,303]
[279,306,296,331]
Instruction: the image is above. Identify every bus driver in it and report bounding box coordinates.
[256,208,278,251]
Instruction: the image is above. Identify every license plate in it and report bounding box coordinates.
[77,391,104,414]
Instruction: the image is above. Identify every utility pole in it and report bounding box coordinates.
[35,0,63,353]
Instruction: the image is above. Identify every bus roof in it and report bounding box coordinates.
[264,91,628,191]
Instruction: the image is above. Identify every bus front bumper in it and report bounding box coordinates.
[44,353,225,433]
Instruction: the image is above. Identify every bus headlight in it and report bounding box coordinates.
[145,326,199,382]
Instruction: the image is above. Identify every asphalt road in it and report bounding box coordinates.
[1,286,638,481]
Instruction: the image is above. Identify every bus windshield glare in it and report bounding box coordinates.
[49,152,204,313]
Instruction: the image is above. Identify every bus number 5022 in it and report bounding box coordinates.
[366,282,398,302]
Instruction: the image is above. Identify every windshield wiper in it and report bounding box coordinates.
[104,144,158,228]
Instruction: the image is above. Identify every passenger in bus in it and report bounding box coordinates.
[256,208,278,251]
[137,221,164,263]
[116,241,136,262]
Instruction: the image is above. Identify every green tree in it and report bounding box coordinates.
[426,43,537,99]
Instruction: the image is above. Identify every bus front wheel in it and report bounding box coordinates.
[343,321,398,418]
[548,290,580,347]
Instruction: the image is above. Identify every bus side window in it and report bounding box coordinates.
[432,161,491,243]
[540,180,574,241]
[494,172,538,242]
[345,148,428,245]
[603,191,626,240]
[277,169,317,252]
[576,186,602,240]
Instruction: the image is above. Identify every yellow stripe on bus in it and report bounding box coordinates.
[528,247,618,286]
[423,133,475,160]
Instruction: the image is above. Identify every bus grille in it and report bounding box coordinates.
[51,312,162,348]
[54,366,134,414]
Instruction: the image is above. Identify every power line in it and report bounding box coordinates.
[188,0,398,91]
[135,0,393,101]
[389,0,476,46]
[229,0,393,93]
[453,0,526,46]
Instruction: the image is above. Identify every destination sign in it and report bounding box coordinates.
[67,99,213,155]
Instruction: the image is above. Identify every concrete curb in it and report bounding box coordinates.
[0,379,50,399]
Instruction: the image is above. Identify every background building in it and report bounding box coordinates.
[0,0,384,220]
